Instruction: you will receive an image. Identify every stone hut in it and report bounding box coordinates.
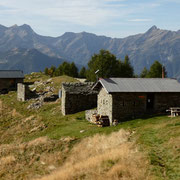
[61,82,98,115]
[93,78,180,124]
[0,70,24,92]
[17,83,36,102]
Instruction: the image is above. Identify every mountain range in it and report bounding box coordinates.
[0,24,180,78]
[0,48,64,74]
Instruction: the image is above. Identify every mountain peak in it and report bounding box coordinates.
[80,31,96,36]
[145,25,159,34]
[9,24,34,33]
[61,32,76,39]
[10,24,18,28]
[20,24,33,30]
[150,25,158,30]
[18,24,34,34]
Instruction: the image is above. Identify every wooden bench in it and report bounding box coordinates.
[166,107,180,117]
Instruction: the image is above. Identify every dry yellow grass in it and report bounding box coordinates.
[11,108,22,117]
[39,130,151,180]
[0,155,16,165]
[0,137,74,180]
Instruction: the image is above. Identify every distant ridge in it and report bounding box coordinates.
[0,24,180,78]
[0,48,65,74]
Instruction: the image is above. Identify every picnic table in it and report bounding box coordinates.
[166,107,180,117]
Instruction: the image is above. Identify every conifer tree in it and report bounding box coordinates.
[79,67,87,78]
[86,49,120,81]
[148,61,167,78]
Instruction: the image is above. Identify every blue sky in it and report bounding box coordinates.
[0,0,179,38]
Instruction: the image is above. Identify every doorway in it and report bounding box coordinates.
[146,93,155,110]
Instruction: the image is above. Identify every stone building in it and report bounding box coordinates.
[0,70,24,92]
[17,83,34,101]
[61,82,98,115]
[93,78,180,124]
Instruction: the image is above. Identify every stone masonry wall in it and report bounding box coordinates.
[61,86,97,115]
[85,109,98,122]
[17,83,27,101]
[112,92,180,121]
[154,93,180,113]
[97,90,180,123]
[112,92,147,122]
[97,88,113,124]
[61,86,66,115]
[17,83,32,102]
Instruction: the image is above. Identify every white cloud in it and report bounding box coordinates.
[0,0,164,37]
[161,0,180,3]
[0,0,130,26]
[128,19,152,22]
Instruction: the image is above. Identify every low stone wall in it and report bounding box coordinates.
[85,109,98,122]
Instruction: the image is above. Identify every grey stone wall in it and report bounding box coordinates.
[98,89,147,124]
[17,83,27,101]
[62,93,97,115]
[17,83,33,102]
[97,88,113,124]
[61,83,97,115]
[112,92,147,122]
[61,86,66,115]
[85,109,98,122]
[154,93,180,113]
[97,89,180,124]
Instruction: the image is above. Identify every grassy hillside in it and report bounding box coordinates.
[0,73,179,180]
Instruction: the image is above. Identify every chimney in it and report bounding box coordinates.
[162,66,165,78]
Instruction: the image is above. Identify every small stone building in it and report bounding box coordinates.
[0,70,24,92]
[17,83,35,102]
[61,82,98,115]
[93,78,180,124]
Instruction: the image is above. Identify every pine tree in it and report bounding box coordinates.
[70,62,78,77]
[79,67,86,78]
[44,67,49,75]
[140,67,149,78]
[49,66,56,77]
[121,55,134,77]
[148,61,167,78]
[86,49,120,81]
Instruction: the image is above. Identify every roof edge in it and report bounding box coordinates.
[92,80,110,93]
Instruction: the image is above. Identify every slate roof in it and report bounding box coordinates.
[94,78,180,93]
[62,82,98,95]
[0,70,24,79]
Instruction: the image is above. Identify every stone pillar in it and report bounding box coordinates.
[17,83,26,101]
[61,86,66,115]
